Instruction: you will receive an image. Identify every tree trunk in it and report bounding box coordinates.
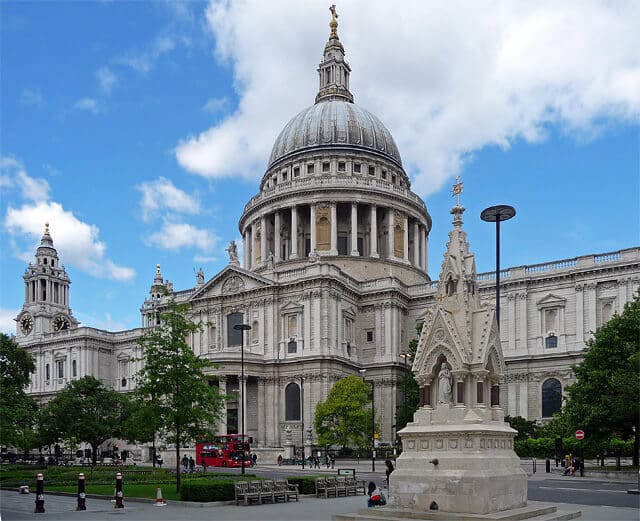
[634,421,639,468]
[91,443,98,466]
[176,423,181,493]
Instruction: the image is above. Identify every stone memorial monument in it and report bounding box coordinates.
[335,182,579,520]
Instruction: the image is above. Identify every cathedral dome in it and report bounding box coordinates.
[268,100,402,168]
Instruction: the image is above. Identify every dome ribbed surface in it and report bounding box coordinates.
[268,100,402,167]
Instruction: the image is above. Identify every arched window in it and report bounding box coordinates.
[542,378,562,418]
[285,382,301,421]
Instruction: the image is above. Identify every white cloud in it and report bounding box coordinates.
[19,88,44,107]
[0,308,19,335]
[120,35,176,73]
[1,156,50,202]
[203,97,228,114]
[136,177,201,221]
[3,158,135,281]
[73,97,100,113]
[175,0,640,196]
[96,66,118,94]
[146,220,217,252]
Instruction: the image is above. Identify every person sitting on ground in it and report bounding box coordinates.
[367,481,386,507]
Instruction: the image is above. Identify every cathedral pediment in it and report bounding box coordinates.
[189,266,272,300]
[536,293,567,309]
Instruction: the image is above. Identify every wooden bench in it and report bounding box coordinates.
[235,479,298,505]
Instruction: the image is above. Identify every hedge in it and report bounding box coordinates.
[285,475,317,495]
[514,437,634,459]
[179,479,236,502]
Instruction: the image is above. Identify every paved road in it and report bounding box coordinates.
[528,478,639,508]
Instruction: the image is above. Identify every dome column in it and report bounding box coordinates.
[423,229,429,273]
[251,221,257,269]
[310,204,317,254]
[403,214,409,262]
[261,215,267,265]
[387,209,394,260]
[330,203,338,255]
[413,221,420,267]
[370,205,379,258]
[350,203,359,256]
[274,211,281,263]
[290,206,299,259]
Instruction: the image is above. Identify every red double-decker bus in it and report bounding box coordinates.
[195,434,251,468]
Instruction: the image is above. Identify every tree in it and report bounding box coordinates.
[563,291,640,466]
[396,332,420,433]
[136,299,226,492]
[505,415,538,441]
[314,375,374,449]
[38,376,129,465]
[0,333,37,449]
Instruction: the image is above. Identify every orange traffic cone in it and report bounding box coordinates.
[154,486,166,507]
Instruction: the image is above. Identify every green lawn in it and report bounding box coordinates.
[46,483,182,501]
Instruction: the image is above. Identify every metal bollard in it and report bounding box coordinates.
[114,472,124,509]
[34,473,45,513]
[77,473,87,510]
[546,459,551,473]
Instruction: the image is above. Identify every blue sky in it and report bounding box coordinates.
[1,0,638,334]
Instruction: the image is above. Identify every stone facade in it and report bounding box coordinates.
[14,17,640,460]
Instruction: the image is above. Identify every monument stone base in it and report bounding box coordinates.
[333,503,581,521]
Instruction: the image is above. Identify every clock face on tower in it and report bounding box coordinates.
[20,314,33,335]
[53,315,70,332]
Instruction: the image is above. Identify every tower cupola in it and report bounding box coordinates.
[315,5,353,104]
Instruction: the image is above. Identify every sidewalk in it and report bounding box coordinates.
[1,489,639,521]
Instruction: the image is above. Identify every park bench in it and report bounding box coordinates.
[235,479,298,505]
[335,476,348,496]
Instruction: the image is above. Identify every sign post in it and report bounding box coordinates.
[575,430,585,477]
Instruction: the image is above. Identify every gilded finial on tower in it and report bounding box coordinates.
[452,175,463,206]
[44,222,50,234]
[329,5,338,38]
[156,264,161,277]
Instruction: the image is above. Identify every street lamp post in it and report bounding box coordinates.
[359,369,375,472]
[480,205,516,327]
[234,323,252,475]
[300,377,305,469]
[399,353,413,427]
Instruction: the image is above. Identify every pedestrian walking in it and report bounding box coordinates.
[188,456,195,473]
[181,455,189,472]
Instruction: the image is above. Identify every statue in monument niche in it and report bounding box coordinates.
[437,361,453,405]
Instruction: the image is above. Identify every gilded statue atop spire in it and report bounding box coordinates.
[329,5,338,38]
[44,222,50,234]
[156,264,161,277]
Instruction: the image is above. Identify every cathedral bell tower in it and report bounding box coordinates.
[16,223,78,339]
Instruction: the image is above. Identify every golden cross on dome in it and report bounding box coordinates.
[44,222,50,234]
[452,175,463,206]
[156,264,161,277]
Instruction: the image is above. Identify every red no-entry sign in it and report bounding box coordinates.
[575,430,585,440]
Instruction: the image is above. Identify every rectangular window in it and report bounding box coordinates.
[338,161,346,172]
[545,335,558,349]
[293,166,300,177]
[56,360,64,379]
[381,170,387,180]
[366,330,374,342]
[46,364,50,381]
[227,312,244,347]
[282,171,288,181]
[307,164,314,174]
[392,174,396,184]
[337,236,348,255]
[322,162,330,173]
[368,166,375,176]
[287,340,298,353]
[353,163,361,173]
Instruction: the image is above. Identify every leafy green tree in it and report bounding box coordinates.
[136,299,226,491]
[563,292,640,466]
[314,375,375,449]
[0,333,37,448]
[505,415,538,441]
[38,376,129,464]
[396,333,420,433]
